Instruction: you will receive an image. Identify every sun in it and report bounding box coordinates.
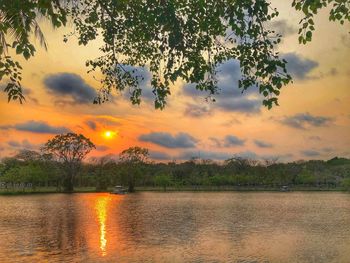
[103,130,116,139]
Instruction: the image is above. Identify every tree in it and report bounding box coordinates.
[14,149,41,162]
[119,146,149,192]
[153,173,173,191]
[1,1,348,108]
[90,154,116,191]
[42,133,95,192]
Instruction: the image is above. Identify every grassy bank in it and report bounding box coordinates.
[0,187,102,195]
[136,186,347,192]
[1,186,348,195]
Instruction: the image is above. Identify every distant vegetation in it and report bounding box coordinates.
[1,148,350,193]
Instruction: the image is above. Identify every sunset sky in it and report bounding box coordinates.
[0,2,349,162]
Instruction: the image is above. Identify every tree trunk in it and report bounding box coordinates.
[63,174,74,193]
[128,182,135,193]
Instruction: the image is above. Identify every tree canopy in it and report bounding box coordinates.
[1,0,349,108]
[42,132,95,191]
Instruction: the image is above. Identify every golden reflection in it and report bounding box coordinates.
[95,196,110,256]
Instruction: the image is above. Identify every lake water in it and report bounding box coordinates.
[0,192,349,262]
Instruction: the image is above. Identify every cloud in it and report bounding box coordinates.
[0,120,71,134]
[22,87,39,105]
[254,140,274,148]
[209,135,245,147]
[149,151,172,160]
[7,139,37,150]
[301,150,321,157]
[182,54,319,115]
[84,116,121,130]
[184,103,212,118]
[177,150,257,161]
[85,120,97,130]
[280,113,333,129]
[282,53,318,80]
[215,98,261,113]
[224,135,245,147]
[322,147,333,153]
[139,132,198,148]
[44,73,98,104]
[269,19,296,36]
[183,60,262,114]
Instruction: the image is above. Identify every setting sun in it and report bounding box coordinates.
[103,131,117,139]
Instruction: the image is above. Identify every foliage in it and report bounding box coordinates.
[1,1,348,108]
[119,146,149,192]
[1,148,350,192]
[292,0,350,44]
[42,133,95,192]
[0,0,67,102]
[153,172,173,191]
[90,155,116,191]
[119,146,149,164]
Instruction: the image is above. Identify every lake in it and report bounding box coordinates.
[0,192,349,262]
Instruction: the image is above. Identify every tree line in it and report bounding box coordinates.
[0,133,349,193]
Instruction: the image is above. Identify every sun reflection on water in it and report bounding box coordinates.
[95,196,109,256]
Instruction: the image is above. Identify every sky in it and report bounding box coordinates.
[0,2,349,162]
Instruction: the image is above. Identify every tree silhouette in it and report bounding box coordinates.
[43,133,95,192]
[119,146,149,192]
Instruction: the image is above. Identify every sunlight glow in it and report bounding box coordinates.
[96,197,109,256]
[103,130,117,139]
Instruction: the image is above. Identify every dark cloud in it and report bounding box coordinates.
[224,135,245,147]
[84,116,121,129]
[269,20,296,36]
[7,139,36,149]
[282,53,318,80]
[44,73,98,104]
[301,150,321,157]
[149,151,172,160]
[182,54,319,116]
[1,120,70,134]
[254,140,274,148]
[280,113,333,129]
[215,98,261,113]
[184,103,211,118]
[209,135,245,147]
[139,132,197,148]
[85,120,97,130]
[183,60,262,114]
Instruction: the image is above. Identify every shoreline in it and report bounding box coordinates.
[0,186,348,195]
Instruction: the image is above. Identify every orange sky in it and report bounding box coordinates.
[0,2,349,162]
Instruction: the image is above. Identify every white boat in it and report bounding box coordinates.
[280,185,290,192]
[110,185,128,195]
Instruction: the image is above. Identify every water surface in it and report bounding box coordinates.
[0,192,349,262]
